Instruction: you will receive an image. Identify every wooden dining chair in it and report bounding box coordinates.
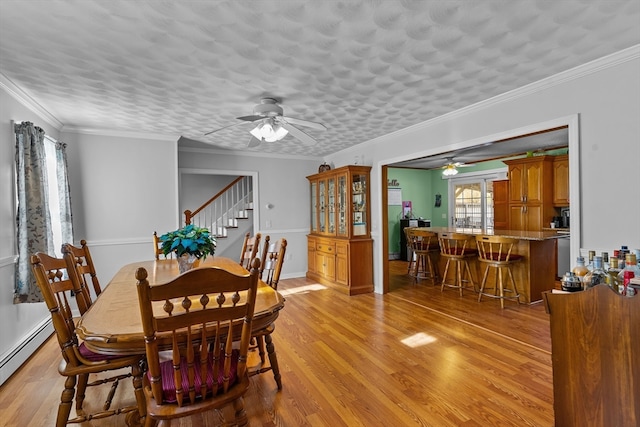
[62,240,102,306]
[248,236,287,388]
[135,257,261,427]
[153,231,165,260]
[30,252,146,427]
[259,236,287,290]
[239,232,261,270]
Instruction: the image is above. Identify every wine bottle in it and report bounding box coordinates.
[583,256,608,288]
[607,257,621,293]
[572,256,588,288]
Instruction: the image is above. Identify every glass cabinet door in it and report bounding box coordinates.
[319,180,326,233]
[327,177,335,235]
[352,173,367,236]
[337,174,347,236]
[310,181,317,233]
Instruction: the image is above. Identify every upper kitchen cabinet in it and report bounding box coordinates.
[504,156,555,231]
[553,154,569,206]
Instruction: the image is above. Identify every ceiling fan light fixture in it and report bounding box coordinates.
[250,119,288,142]
[442,165,458,176]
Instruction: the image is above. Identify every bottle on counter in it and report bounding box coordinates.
[602,252,610,271]
[572,256,589,287]
[583,256,608,288]
[619,246,629,269]
[607,257,622,293]
[587,250,596,271]
[617,253,639,286]
[622,271,636,297]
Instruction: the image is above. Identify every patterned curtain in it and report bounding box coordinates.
[14,122,53,303]
[55,141,74,247]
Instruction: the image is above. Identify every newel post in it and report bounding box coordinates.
[184,210,192,225]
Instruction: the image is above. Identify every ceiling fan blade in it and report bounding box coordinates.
[204,121,245,136]
[247,136,262,148]
[282,116,326,131]
[236,115,265,122]
[279,121,317,146]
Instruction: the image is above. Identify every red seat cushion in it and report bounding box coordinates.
[153,350,239,404]
[78,342,130,362]
[445,247,478,256]
[483,252,523,262]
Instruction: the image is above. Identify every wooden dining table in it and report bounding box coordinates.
[76,256,286,385]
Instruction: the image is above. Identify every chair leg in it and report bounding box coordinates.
[264,334,282,390]
[58,375,76,427]
[457,261,464,296]
[233,396,248,427]
[498,267,505,309]
[76,373,88,411]
[440,258,451,291]
[507,266,521,304]
[257,335,266,364]
[464,260,476,291]
[130,360,147,426]
[427,254,437,285]
[478,264,490,302]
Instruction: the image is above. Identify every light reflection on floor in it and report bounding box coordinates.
[401,332,438,348]
[279,283,327,296]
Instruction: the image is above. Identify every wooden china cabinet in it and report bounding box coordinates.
[306,165,373,295]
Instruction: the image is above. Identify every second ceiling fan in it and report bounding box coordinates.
[441,157,474,176]
[205,98,326,147]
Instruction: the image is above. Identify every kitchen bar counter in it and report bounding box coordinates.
[415,227,567,304]
[425,226,567,241]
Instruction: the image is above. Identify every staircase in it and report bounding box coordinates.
[184,176,254,259]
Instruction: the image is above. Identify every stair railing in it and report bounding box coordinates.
[184,176,253,237]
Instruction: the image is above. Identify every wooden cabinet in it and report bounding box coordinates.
[307,165,373,295]
[543,286,639,427]
[504,156,555,231]
[553,154,569,206]
[492,180,509,230]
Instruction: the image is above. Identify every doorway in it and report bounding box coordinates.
[380,116,580,294]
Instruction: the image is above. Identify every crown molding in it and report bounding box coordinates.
[334,44,640,156]
[0,73,64,130]
[178,145,321,161]
[60,126,180,142]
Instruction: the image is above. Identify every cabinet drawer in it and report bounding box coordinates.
[316,241,336,254]
[336,243,348,256]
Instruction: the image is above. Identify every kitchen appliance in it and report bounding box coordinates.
[561,207,570,228]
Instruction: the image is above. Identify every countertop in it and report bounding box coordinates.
[417,226,569,241]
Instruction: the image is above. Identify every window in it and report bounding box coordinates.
[447,169,506,230]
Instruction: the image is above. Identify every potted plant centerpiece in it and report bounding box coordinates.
[159,224,217,273]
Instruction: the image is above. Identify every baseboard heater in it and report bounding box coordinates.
[0,317,53,386]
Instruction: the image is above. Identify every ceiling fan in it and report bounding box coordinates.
[441,157,474,176]
[204,98,326,148]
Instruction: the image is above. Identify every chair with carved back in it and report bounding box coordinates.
[30,252,146,427]
[438,232,478,296]
[153,231,166,260]
[259,236,287,290]
[135,258,261,427]
[248,236,287,388]
[62,240,101,308]
[239,232,261,270]
[404,226,416,276]
[475,235,523,308]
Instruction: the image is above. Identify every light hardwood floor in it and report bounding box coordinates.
[0,261,554,426]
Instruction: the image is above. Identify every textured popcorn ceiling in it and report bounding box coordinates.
[1,1,639,158]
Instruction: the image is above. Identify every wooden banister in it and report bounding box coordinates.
[184,176,245,225]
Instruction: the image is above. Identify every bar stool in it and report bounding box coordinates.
[438,232,477,296]
[407,228,439,285]
[404,226,416,276]
[475,235,523,308]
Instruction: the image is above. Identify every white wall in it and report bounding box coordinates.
[178,146,321,278]
[61,131,179,282]
[0,87,60,384]
[327,48,640,293]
